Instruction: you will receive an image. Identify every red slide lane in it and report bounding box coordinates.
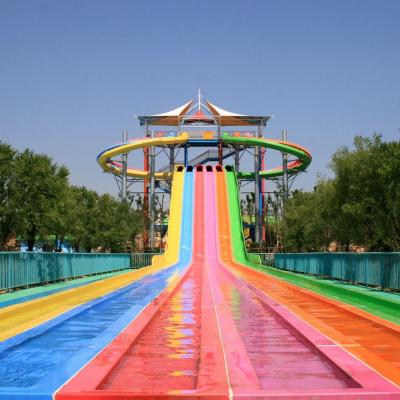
[57,168,230,399]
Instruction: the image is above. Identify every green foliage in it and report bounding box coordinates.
[0,142,17,249]
[0,142,142,252]
[12,149,70,251]
[283,181,336,251]
[283,134,400,252]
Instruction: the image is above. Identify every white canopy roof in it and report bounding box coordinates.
[137,100,193,126]
[137,98,271,127]
[206,101,271,126]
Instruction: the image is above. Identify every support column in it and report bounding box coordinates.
[254,148,260,244]
[184,144,188,167]
[218,141,223,166]
[261,147,266,244]
[254,125,263,245]
[121,131,128,201]
[234,146,240,172]
[169,147,175,172]
[169,146,175,191]
[218,122,223,165]
[282,130,289,204]
[143,145,149,250]
[149,129,156,251]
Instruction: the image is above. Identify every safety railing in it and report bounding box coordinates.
[150,130,259,139]
[130,253,158,269]
[0,252,131,291]
[273,252,400,291]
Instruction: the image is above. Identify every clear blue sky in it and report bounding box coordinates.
[1,0,399,195]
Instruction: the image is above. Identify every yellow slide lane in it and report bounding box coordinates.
[152,166,185,267]
[0,168,185,342]
[1,267,158,341]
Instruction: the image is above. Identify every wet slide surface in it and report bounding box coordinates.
[0,168,193,399]
[100,264,203,392]
[58,167,400,400]
[213,265,354,390]
[100,170,204,393]
[206,169,363,396]
[228,261,400,386]
[0,265,184,395]
[2,167,399,400]
[221,168,400,384]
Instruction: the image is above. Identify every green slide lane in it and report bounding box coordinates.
[225,166,261,265]
[258,266,400,325]
[224,166,400,325]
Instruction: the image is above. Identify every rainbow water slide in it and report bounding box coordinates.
[1,123,399,399]
[54,166,400,400]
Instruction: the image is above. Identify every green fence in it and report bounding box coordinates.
[130,253,158,269]
[274,253,400,291]
[0,252,131,291]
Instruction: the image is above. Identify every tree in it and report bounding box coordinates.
[96,194,141,252]
[67,186,100,252]
[282,134,400,252]
[13,150,69,251]
[330,135,400,250]
[0,142,17,249]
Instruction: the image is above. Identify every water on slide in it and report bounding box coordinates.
[94,168,355,394]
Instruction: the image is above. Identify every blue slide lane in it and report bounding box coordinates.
[0,170,194,400]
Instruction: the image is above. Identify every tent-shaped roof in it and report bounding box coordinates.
[137,100,193,126]
[205,101,271,126]
[137,97,271,127]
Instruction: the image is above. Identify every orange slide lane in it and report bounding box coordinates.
[215,168,400,388]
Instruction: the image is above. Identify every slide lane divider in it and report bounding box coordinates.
[215,167,400,399]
